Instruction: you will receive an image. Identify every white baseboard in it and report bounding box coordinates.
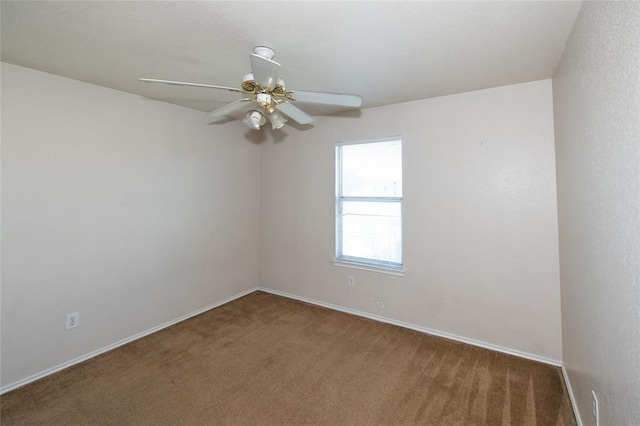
[258,286,562,367]
[561,363,583,426]
[0,287,258,395]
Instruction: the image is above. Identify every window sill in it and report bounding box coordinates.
[331,259,405,276]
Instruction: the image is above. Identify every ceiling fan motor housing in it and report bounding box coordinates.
[253,46,275,60]
[257,93,275,113]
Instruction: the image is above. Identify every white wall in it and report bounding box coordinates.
[0,63,261,389]
[0,62,567,393]
[552,2,640,425]
[260,79,562,362]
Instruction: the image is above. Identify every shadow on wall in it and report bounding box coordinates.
[205,116,294,144]
[207,117,236,126]
[242,126,292,144]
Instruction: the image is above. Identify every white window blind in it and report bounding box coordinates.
[336,138,403,271]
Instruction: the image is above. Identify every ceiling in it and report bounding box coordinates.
[1,1,582,118]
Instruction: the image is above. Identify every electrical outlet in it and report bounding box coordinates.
[66,312,79,330]
[348,276,355,288]
[373,298,385,309]
[592,390,599,426]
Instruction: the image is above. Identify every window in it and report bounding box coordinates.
[335,137,403,272]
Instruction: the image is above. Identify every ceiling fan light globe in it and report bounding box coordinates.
[243,110,266,130]
[243,119,260,130]
[269,111,287,130]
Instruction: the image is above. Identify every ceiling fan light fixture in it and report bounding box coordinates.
[269,111,287,130]
[139,46,362,132]
[243,110,266,130]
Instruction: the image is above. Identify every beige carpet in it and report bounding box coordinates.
[1,291,576,425]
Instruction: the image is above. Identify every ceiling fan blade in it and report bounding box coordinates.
[250,54,281,90]
[276,101,316,125]
[139,78,243,93]
[209,98,253,118]
[289,90,362,108]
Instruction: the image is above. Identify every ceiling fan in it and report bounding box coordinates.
[140,46,362,130]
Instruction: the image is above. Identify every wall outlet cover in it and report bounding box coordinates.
[66,312,80,330]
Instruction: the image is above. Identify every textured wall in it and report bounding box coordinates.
[553,2,640,425]
[260,80,562,362]
[1,63,261,388]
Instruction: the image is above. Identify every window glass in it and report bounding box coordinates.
[336,138,403,270]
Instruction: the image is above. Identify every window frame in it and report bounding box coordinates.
[334,137,404,274]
